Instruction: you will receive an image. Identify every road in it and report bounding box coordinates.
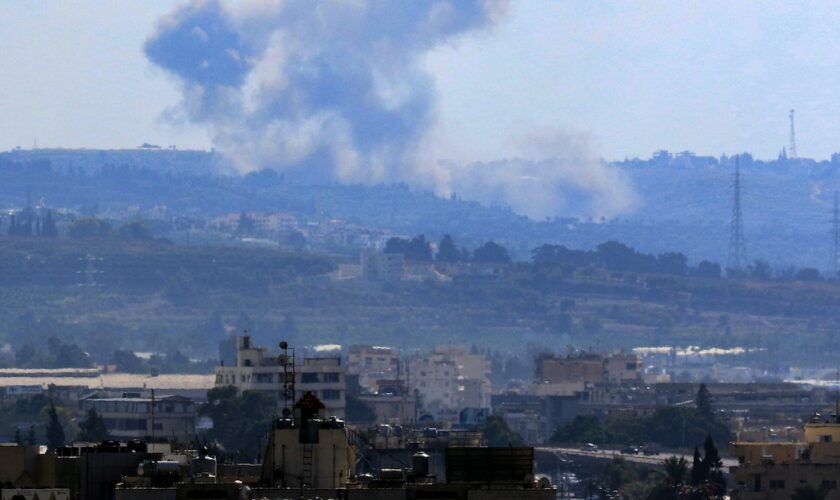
[537,447,738,468]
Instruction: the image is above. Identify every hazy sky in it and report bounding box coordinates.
[2,1,840,162]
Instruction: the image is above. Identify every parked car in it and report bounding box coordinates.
[581,443,598,451]
[642,447,660,456]
[620,446,640,455]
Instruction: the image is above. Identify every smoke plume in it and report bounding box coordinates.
[146,0,635,219]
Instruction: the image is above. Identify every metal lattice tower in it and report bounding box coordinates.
[789,109,798,159]
[832,191,839,276]
[728,156,746,270]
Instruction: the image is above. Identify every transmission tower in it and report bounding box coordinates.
[789,109,798,159]
[832,191,839,277]
[728,156,746,270]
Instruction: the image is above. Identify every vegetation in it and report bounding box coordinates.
[198,387,275,462]
[78,408,110,442]
[45,401,65,450]
[551,386,729,449]
[480,415,524,447]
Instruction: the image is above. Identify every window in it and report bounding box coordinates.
[820,435,833,443]
[322,389,341,400]
[823,480,838,489]
[323,372,340,383]
[769,480,785,489]
[301,373,319,383]
[626,362,637,370]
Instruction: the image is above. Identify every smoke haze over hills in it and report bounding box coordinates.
[145,0,636,220]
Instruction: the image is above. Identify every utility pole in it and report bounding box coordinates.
[789,109,798,159]
[728,156,746,271]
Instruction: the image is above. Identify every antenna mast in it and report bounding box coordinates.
[728,156,746,271]
[789,109,798,159]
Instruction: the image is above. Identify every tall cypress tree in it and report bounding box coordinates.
[45,401,65,450]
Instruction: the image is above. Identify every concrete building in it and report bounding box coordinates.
[405,346,491,421]
[536,352,641,386]
[731,407,840,499]
[491,394,580,443]
[214,336,346,419]
[361,251,404,281]
[347,345,400,394]
[79,394,196,443]
[297,357,346,419]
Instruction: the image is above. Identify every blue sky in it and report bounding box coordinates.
[2,1,840,162]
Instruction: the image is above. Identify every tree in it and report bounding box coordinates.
[45,401,65,450]
[696,384,713,420]
[27,425,36,445]
[78,408,110,442]
[550,415,604,445]
[748,259,772,280]
[480,415,524,447]
[796,267,822,281]
[117,221,153,240]
[792,485,830,500]
[655,252,688,276]
[237,212,255,235]
[472,241,511,264]
[690,447,704,485]
[691,260,721,279]
[41,210,58,237]
[346,395,377,424]
[14,428,23,445]
[67,217,111,238]
[384,235,433,261]
[199,387,276,462]
[436,234,465,262]
[661,456,689,489]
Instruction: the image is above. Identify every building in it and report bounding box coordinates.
[297,357,346,419]
[347,345,400,394]
[214,336,346,419]
[361,251,404,281]
[405,346,491,421]
[536,352,641,387]
[79,393,196,443]
[491,393,580,443]
[730,405,840,499]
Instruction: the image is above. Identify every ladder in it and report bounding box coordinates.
[302,443,314,487]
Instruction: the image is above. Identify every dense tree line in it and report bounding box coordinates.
[385,234,511,264]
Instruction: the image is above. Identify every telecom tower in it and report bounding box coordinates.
[728,156,746,270]
[789,109,798,159]
[832,192,840,276]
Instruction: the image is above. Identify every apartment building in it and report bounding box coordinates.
[347,345,400,393]
[79,393,196,443]
[406,346,491,421]
[214,336,346,418]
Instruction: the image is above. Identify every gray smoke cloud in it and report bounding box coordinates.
[146,0,636,219]
[450,128,637,220]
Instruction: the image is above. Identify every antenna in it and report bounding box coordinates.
[832,192,839,277]
[728,156,746,271]
[789,109,798,159]
[279,341,295,417]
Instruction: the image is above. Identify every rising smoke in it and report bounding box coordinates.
[146,0,635,220]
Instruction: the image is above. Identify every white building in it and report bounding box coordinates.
[406,346,491,421]
[214,336,346,419]
[347,345,400,393]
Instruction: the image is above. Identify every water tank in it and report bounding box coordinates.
[191,454,218,476]
[379,468,404,481]
[137,460,181,476]
[412,452,429,477]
